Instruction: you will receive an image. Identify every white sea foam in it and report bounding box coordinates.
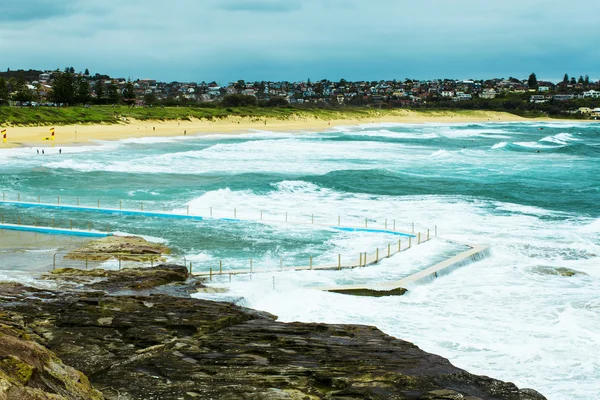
[514,141,558,149]
[492,141,508,149]
[540,132,579,145]
[192,187,600,400]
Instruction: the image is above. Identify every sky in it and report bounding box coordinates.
[1,0,599,84]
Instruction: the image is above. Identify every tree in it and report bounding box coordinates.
[76,78,91,104]
[0,77,9,105]
[584,75,590,85]
[50,69,76,105]
[578,76,584,84]
[570,77,576,85]
[221,94,257,107]
[93,80,105,104]
[234,80,245,94]
[143,92,158,106]
[562,74,569,84]
[527,73,538,89]
[107,82,120,104]
[84,68,90,76]
[122,79,136,105]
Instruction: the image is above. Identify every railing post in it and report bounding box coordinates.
[220,260,223,274]
[409,236,412,248]
[77,198,80,206]
[98,199,100,208]
[365,217,367,228]
[209,268,213,281]
[234,208,237,218]
[418,232,421,244]
[285,212,287,222]
[18,193,20,202]
[57,195,59,205]
[387,243,391,258]
[189,262,192,274]
[376,248,379,262]
[311,214,314,224]
[85,256,88,270]
[151,256,154,268]
[187,205,189,215]
[17,216,20,225]
[412,222,414,233]
[427,229,430,241]
[38,195,40,203]
[398,239,401,252]
[435,225,438,237]
[210,206,213,217]
[338,215,340,226]
[53,253,57,270]
[310,256,313,270]
[260,210,262,220]
[364,252,367,266]
[120,200,122,210]
[338,254,341,270]
[70,220,72,230]
[385,219,387,229]
[250,258,253,273]
[359,253,362,266]
[393,219,396,230]
[119,259,122,270]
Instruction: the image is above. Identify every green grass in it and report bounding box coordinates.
[0,105,400,126]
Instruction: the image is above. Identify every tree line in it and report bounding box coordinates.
[0,68,136,106]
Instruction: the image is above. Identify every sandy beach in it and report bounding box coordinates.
[0,110,541,148]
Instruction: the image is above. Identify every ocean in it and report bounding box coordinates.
[0,121,599,399]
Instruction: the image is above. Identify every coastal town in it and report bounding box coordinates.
[1,68,599,118]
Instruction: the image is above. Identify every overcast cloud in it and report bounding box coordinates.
[1,0,599,83]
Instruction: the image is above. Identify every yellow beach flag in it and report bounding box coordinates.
[2,128,6,144]
[50,127,55,140]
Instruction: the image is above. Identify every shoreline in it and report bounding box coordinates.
[0,109,572,148]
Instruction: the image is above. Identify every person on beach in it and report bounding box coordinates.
[184,130,186,135]
[36,149,39,154]
[41,149,44,154]
[59,149,62,154]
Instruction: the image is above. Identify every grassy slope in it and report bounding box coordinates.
[0,106,387,126]
[0,105,514,126]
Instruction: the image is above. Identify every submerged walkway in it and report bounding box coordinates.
[0,200,416,238]
[0,223,112,238]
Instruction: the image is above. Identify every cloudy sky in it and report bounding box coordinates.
[1,0,599,83]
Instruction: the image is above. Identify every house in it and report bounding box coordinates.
[441,90,455,97]
[553,94,575,101]
[453,93,472,101]
[578,107,592,114]
[530,95,547,103]
[538,86,550,92]
[583,90,600,98]
[479,89,497,99]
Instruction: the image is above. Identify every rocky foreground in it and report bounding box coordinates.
[0,265,546,400]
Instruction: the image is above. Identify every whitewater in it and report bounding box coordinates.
[0,121,599,399]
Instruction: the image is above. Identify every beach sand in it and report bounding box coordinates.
[0,110,539,148]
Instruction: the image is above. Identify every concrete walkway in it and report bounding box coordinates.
[316,241,489,293]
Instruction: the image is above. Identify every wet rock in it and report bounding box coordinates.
[65,235,170,262]
[0,273,547,400]
[46,264,192,293]
[532,266,587,277]
[0,322,103,400]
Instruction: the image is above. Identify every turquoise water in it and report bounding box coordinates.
[1,121,599,399]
